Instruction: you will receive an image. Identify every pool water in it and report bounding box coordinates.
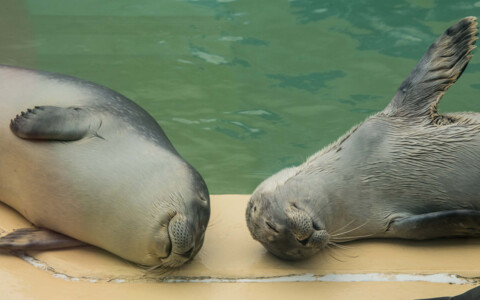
[1,0,479,193]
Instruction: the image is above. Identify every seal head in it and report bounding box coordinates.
[246,168,330,260]
[147,168,210,268]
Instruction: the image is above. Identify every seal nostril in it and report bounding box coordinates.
[168,211,178,220]
[265,221,279,233]
[297,237,309,246]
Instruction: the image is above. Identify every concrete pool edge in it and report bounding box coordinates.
[0,194,479,299]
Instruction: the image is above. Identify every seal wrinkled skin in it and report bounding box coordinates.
[0,64,210,268]
[246,17,480,260]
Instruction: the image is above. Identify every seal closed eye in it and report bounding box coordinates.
[0,65,210,268]
[246,16,480,260]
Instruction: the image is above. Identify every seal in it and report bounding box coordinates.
[0,65,210,268]
[246,17,480,260]
[420,285,480,300]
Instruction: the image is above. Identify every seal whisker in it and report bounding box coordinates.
[330,232,376,242]
[330,220,370,237]
[142,264,175,277]
[197,248,210,260]
[330,219,356,235]
[207,216,221,229]
[158,267,176,277]
[325,246,346,262]
[327,242,359,258]
[328,241,354,250]
[144,264,163,272]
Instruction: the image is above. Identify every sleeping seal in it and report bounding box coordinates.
[0,65,210,268]
[246,17,480,260]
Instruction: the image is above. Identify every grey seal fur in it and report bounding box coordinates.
[246,17,480,260]
[0,65,210,268]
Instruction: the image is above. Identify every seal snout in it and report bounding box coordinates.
[246,195,329,260]
[253,203,329,261]
[285,204,329,249]
[169,214,194,254]
[158,212,200,267]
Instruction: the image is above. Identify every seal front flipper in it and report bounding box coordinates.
[10,106,103,141]
[387,210,480,240]
[384,17,478,120]
[0,228,85,250]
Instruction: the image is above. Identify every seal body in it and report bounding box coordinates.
[0,66,210,267]
[246,17,480,260]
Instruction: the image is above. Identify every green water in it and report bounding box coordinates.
[1,0,480,194]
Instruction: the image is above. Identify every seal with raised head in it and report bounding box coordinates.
[0,65,210,268]
[246,17,480,260]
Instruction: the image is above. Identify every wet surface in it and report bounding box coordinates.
[0,195,479,299]
[0,196,480,282]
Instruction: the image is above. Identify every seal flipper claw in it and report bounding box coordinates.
[387,210,480,240]
[384,16,478,119]
[10,106,102,141]
[0,228,85,250]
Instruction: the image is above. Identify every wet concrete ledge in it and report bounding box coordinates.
[0,195,478,299]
